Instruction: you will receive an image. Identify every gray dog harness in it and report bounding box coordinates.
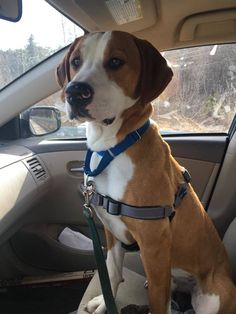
[87,169,191,251]
[90,169,191,221]
[82,120,191,250]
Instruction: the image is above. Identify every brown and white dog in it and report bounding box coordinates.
[57,31,236,314]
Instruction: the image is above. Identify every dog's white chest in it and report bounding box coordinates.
[91,151,134,199]
[89,152,134,244]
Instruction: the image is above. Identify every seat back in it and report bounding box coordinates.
[223,217,236,283]
[208,131,236,238]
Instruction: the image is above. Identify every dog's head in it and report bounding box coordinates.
[57,31,173,125]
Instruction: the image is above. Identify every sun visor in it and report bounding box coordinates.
[179,10,236,44]
[72,0,157,33]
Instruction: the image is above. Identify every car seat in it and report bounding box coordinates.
[77,217,236,313]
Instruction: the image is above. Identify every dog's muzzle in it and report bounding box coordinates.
[65,81,94,107]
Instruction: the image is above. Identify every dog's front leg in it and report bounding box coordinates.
[86,228,125,314]
[139,224,172,314]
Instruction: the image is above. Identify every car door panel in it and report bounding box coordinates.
[21,135,227,225]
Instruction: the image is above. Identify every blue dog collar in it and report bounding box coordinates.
[84,120,150,177]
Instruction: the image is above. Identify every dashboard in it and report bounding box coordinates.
[0,143,50,245]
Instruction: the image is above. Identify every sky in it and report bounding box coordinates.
[0,0,84,51]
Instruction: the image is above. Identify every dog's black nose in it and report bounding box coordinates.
[65,82,94,106]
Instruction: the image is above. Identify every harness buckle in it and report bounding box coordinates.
[105,197,121,215]
[163,206,173,218]
[174,184,188,208]
[182,169,191,183]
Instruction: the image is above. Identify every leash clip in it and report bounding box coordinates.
[83,180,96,205]
[82,179,96,218]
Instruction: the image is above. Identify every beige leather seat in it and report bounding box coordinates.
[78,217,236,313]
[223,217,236,283]
[78,253,148,313]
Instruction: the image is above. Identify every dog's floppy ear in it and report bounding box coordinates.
[56,36,82,88]
[134,37,173,105]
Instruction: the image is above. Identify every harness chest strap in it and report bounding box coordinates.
[91,193,174,220]
[89,169,190,252]
[90,169,191,221]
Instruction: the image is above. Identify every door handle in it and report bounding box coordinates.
[67,160,84,176]
[70,167,84,173]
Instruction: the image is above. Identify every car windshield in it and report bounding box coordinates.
[0,0,84,91]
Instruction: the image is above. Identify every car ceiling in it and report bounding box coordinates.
[1,0,236,128]
[47,0,236,50]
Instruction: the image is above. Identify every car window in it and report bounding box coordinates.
[24,43,236,140]
[152,44,236,134]
[0,0,84,90]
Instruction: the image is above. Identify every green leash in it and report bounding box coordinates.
[83,203,119,314]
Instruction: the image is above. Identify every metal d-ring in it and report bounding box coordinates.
[86,180,96,194]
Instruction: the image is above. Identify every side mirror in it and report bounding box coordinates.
[0,0,22,22]
[28,107,61,136]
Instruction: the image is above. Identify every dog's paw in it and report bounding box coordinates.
[86,295,106,314]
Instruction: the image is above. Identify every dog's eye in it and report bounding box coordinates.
[71,57,81,68]
[108,57,125,70]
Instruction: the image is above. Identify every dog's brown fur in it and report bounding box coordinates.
[119,115,236,313]
[57,31,236,314]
